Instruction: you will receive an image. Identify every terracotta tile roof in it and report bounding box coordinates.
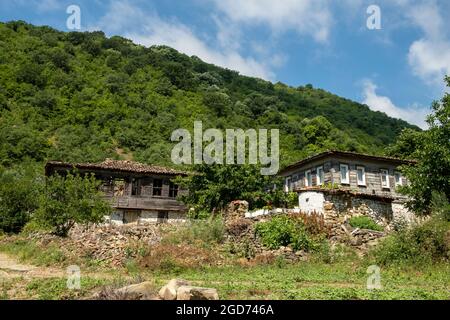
[45,159,189,176]
[279,150,416,175]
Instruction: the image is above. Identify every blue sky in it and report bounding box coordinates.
[1,0,450,128]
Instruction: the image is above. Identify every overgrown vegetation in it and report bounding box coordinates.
[0,170,111,236]
[387,76,450,215]
[371,195,450,266]
[177,164,290,213]
[255,215,324,251]
[34,173,111,236]
[0,164,41,233]
[348,216,384,231]
[0,20,416,171]
[163,217,225,246]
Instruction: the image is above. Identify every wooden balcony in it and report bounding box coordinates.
[104,196,187,212]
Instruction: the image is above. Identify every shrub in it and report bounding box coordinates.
[348,216,384,231]
[291,212,331,236]
[164,217,225,246]
[431,191,450,222]
[255,215,314,251]
[0,165,41,233]
[34,173,112,237]
[371,216,450,266]
[285,192,298,208]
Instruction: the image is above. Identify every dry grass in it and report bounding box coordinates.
[290,212,331,236]
[138,243,223,271]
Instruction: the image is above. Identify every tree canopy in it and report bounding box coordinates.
[0,21,419,170]
[387,77,450,215]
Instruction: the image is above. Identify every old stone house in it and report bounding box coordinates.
[278,150,416,225]
[45,159,189,225]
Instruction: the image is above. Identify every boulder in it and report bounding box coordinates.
[176,286,219,300]
[158,279,190,300]
[115,281,156,299]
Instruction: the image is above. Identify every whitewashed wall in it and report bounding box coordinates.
[298,191,325,214]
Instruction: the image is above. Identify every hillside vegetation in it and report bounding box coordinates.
[0,21,418,169]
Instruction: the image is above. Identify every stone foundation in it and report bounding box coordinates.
[298,190,414,230]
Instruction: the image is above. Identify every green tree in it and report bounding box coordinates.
[0,164,41,233]
[395,76,450,215]
[177,164,287,215]
[34,173,111,236]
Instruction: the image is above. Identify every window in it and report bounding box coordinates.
[380,169,390,188]
[316,166,324,185]
[284,177,292,192]
[169,181,179,198]
[131,178,141,196]
[394,172,402,186]
[357,166,366,186]
[340,164,349,184]
[305,170,312,187]
[152,179,163,196]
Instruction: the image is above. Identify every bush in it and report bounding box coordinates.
[348,216,384,231]
[291,212,331,236]
[431,191,450,222]
[0,165,41,233]
[34,173,112,237]
[164,217,225,246]
[285,192,298,208]
[371,216,450,266]
[255,215,315,251]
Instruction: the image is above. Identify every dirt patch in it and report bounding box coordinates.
[0,252,64,279]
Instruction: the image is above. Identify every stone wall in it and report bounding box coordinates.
[323,193,393,227]
[296,190,415,230]
[392,200,416,224]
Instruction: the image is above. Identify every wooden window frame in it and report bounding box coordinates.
[356,166,366,186]
[380,169,390,189]
[394,171,403,187]
[285,177,292,192]
[169,181,179,198]
[305,170,312,187]
[152,178,163,197]
[316,166,324,185]
[340,164,350,185]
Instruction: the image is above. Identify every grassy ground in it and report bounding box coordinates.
[1,261,449,300]
[1,245,449,300]
[146,262,450,300]
[1,231,449,300]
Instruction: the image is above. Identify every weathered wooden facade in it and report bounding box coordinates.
[279,150,414,197]
[278,151,416,223]
[45,159,189,224]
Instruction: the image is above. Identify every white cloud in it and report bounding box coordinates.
[362,80,429,129]
[408,39,450,86]
[92,1,275,80]
[212,0,332,43]
[398,1,450,88]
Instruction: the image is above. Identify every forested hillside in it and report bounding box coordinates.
[0,21,419,169]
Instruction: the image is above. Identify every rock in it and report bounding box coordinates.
[158,279,190,300]
[115,281,155,299]
[176,286,219,300]
[350,237,362,246]
[324,202,334,210]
